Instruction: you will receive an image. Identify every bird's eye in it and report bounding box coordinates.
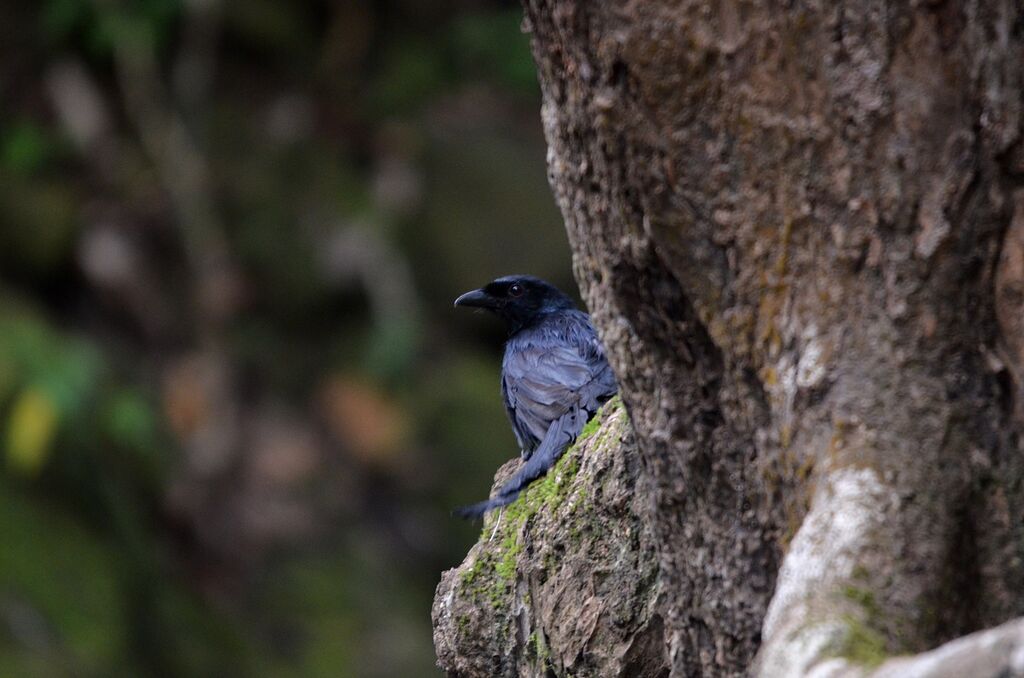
[508,283,524,297]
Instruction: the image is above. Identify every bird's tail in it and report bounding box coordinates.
[454,409,583,520]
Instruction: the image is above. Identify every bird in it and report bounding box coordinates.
[452,275,618,518]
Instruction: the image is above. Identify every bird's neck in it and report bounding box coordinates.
[505,305,570,336]
[505,318,529,336]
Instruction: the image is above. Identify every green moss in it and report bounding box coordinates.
[458,550,510,609]
[542,548,558,574]
[578,409,605,441]
[494,531,521,582]
[456,399,625,611]
[456,614,471,635]
[835,616,888,668]
[841,585,880,619]
[568,484,590,518]
[830,583,888,667]
[536,633,550,663]
[851,565,871,582]
[487,582,508,609]
[527,630,552,671]
[579,395,622,441]
[459,558,481,587]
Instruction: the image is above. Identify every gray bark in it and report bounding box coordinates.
[434,1,1024,676]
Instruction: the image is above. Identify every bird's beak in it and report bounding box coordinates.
[454,288,495,309]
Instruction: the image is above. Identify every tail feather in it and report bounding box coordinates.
[454,409,583,520]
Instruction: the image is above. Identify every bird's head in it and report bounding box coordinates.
[454,275,575,332]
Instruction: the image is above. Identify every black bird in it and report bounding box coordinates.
[453,275,618,518]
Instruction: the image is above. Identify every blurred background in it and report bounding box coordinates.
[0,0,574,675]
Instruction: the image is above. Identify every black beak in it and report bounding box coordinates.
[453,288,495,309]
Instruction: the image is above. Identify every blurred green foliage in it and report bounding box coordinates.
[1,122,66,177]
[450,10,539,92]
[41,0,182,57]
[0,176,79,278]
[0,0,570,676]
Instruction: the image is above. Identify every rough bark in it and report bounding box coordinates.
[435,1,1024,676]
[433,400,670,677]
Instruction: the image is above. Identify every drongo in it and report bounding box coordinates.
[453,275,618,518]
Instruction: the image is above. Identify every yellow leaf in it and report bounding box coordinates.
[6,387,59,475]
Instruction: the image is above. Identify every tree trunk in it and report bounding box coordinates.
[434,1,1024,676]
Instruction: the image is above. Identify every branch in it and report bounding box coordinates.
[756,458,1024,677]
[870,618,1024,678]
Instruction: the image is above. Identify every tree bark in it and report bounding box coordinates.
[434,1,1024,676]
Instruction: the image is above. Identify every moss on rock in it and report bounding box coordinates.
[432,397,666,677]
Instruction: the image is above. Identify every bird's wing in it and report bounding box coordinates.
[501,375,534,455]
[503,338,613,448]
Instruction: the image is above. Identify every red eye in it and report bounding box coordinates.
[509,283,524,297]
